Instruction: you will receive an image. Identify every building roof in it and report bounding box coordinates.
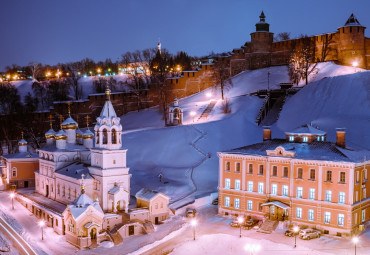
[55,163,92,180]
[38,142,89,153]
[135,188,169,201]
[223,139,370,163]
[2,152,38,160]
[344,13,362,26]
[285,124,326,136]
[108,185,120,195]
[69,194,103,220]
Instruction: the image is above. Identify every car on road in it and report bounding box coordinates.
[230,218,241,228]
[284,229,296,237]
[242,219,259,230]
[186,208,197,218]
[299,229,321,240]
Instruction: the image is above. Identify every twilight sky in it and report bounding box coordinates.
[0,0,369,71]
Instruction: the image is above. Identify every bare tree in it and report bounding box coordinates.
[274,32,291,42]
[212,57,233,100]
[63,63,83,100]
[318,33,334,62]
[29,62,42,81]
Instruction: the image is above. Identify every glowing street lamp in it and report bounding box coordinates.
[244,243,261,255]
[97,68,102,74]
[39,220,45,240]
[238,216,244,238]
[9,192,15,210]
[190,111,196,123]
[206,92,212,98]
[352,61,358,73]
[352,236,359,255]
[191,219,197,240]
[293,226,299,248]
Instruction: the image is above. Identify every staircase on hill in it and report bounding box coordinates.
[257,219,279,234]
[260,95,287,126]
[198,100,217,120]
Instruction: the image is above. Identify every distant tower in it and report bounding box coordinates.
[250,11,274,53]
[157,39,162,54]
[18,131,27,153]
[338,13,367,69]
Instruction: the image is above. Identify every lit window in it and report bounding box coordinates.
[309,188,315,200]
[271,184,277,195]
[225,197,230,207]
[317,136,320,141]
[324,212,331,224]
[289,136,294,142]
[338,192,345,204]
[247,200,253,211]
[325,190,332,202]
[11,167,17,177]
[303,137,308,142]
[258,183,264,194]
[296,208,302,219]
[225,178,230,189]
[362,209,366,222]
[235,180,240,190]
[321,136,325,141]
[282,185,288,196]
[234,198,240,209]
[247,181,253,192]
[297,187,303,198]
[338,214,344,226]
[308,209,314,221]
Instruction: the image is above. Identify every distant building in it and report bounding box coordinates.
[218,125,370,235]
[167,98,183,126]
[135,188,170,224]
[227,12,370,75]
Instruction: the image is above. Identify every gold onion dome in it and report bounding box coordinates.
[18,138,27,146]
[83,129,94,139]
[45,128,56,139]
[62,117,78,130]
[55,129,67,140]
[76,129,83,138]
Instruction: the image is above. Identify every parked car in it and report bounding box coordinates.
[299,229,321,240]
[186,208,197,218]
[212,198,219,205]
[242,219,259,230]
[284,229,296,237]
[230,219,241,228]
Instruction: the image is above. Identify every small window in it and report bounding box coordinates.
[11,167,17,177]
[247,200,253,211]
[234,198,240,209]
[338,192,345,204]
[339,172,346,183]
[289,136,294,142]
[282,185,288,196]
[283,167,289,178]
[317,136,320,141]
[310,169,315,180]
[308,209,314,221]
[324,212,331,224]
[296,208,302,219]
[247,181,253,192]
[258,182,264,194]
[271,184,277,195]
[303,137,308,142]
[113,160,116,164]
[225,161,230,172]
[235,162,241,173]
[297,168,303,179]
[272,166,277,176]
[235,180,241,190]
[338,214,344,226]
[248,164,253,174]
[325,190,332,202]
[225,178,230,189]
[258,165,264,175]
[326,170,332,182]
[309,188,315,200]
[225,197,230,207]
[297,187,303,198]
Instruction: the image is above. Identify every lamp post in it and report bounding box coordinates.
[191,219,197,240]
[39,220,45,240]
[293,226,299,248]
[190,111,196,123]
[9,192,15,210]
[352,236,359,255]
[238,216,244,238]
[352,61,358,73]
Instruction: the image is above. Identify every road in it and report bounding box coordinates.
[0,215,37,255]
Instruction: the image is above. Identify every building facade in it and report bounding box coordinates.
[218,125,370,235]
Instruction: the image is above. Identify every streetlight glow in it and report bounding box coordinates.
[206,92,212,98]
[190,111,196,123]
[238,216,244,238]
[293,226,299,248]
[39,220,45,240]
[244,243,261,254]
[9,192,15,210]
[191,219,197,240]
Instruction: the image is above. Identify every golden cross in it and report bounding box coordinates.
[21,131,24,139]
[48,114,53,129]
[67,102,71,115]
[85,115,90,127]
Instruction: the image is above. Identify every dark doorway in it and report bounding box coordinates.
[128,225,134,236]
[155,217,159,225]
[46,185,49,197]
[90,228,97,240]
[24,181,29,188]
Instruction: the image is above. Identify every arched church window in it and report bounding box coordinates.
[102,129,108,144]
[96,131,100,144]
[112,129,117,144]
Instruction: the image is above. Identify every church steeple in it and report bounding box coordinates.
[259,11,266,22]
[255,11,270,32]
[94,89,123,149]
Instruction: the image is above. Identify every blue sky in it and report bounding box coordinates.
[0,0,369,71]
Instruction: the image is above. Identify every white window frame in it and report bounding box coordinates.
[303,136,308,142]
[234,198,240,209]
[324,212,331,224]
[271,184,277,195]
[308,209,314,221]
[325,190,332,202]
[338,192,345,204]
[258,182,264,194]
[225,161,231,172]
[297,187,303,198]
[362,209,366,222]
[235,179,241,190]
[338,214,344,226]
[289,136,294,142]
[247,200,253,211]
[225,197,230,207]
[247,181,253,192]
[225,178,230,189]
[309,188,315,200]
[296,207,302,219]
[282,185,288,196]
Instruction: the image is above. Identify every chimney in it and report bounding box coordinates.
[263,126,271,141]
[336,128,346,148]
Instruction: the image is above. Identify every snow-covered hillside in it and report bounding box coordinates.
[120,62,369,207]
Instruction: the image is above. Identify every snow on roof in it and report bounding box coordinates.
[84,222,100,229]
[69,194,103,220]
[38,142,89,152]
[62,116,78,126]
[108,185,120,195]
[223,139,370,163]
[1,152,38,160]
[285,124,326,136]
[135,188,169,201]
[55,163,92,180]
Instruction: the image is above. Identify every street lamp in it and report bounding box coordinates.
[9,192,15,210]
[352,61,358,73]
[191,219,197,240]
[244,243,261,255]
[352,236,359,255]
[238,216,244,238]
[39,220,45,240]
[190,111,196,123]
[206,92,212,98]
[293,226,299,248]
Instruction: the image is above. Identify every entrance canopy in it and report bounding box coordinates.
[261,201,290,210]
